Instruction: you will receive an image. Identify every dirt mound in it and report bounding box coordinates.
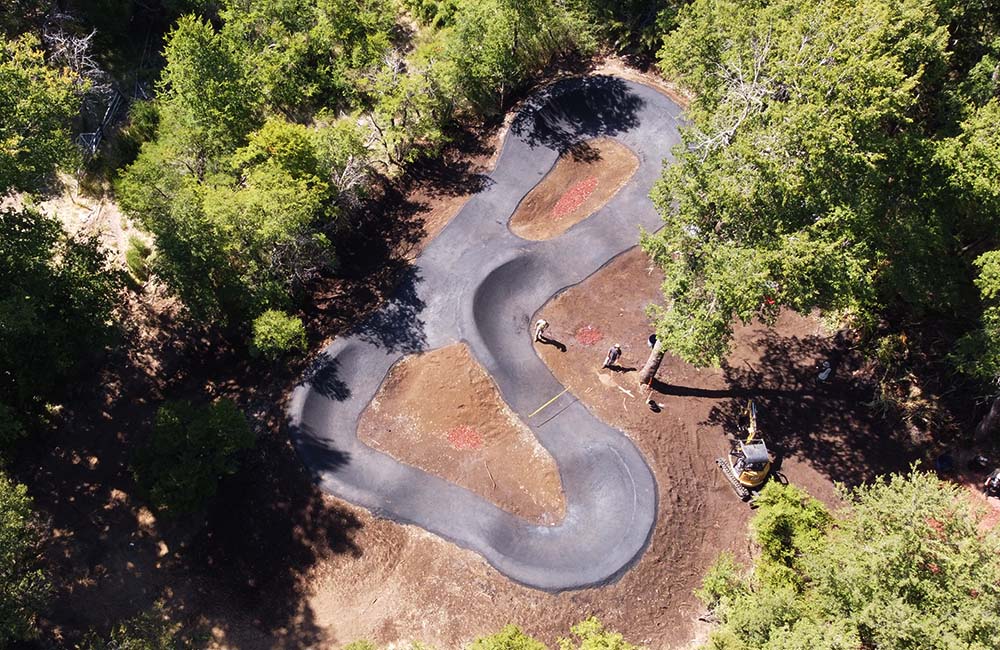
[357,342,565,525]
[509,138,638,240]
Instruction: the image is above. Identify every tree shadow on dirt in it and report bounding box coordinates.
[404,125,495,199]
[511,76,645,155]
[700,329,915,487]
[14,311,365,649]
[186,427,361,642]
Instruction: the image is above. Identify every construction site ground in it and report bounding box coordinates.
[280,246,914,650]
[17,63,955,650]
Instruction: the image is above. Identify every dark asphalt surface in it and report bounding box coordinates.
[288,76,684,591]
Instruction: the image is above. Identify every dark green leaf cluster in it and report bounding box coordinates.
[644,0,1000,371]
[132,398,254,514]
[0,209,123,448]
[79,603,195,650]
[698,473,1000,649]
[347,618,639,650]
[0,471,48,644]
[116,0,588,333]
[568,0,679,57]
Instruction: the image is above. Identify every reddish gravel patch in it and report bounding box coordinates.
[447,425,483,450]
[552,177,599,218]
[574,324,604,346]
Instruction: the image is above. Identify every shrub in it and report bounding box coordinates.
[80,603,191,650]
[471,625,545,650]
[343,642,378,650]
[251,309,307,359]
[133,399,254,514]
[126,235,153,283]
[0,472,48,644]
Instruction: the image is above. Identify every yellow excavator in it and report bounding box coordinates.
[716,400,772,500]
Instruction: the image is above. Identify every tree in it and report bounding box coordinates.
[569,0,678,56]
[642,0,993,367]
[0,33,80,195]
[80,603,191,650]
[219,0,395,115]
[251,309,307,359]
[133,399,254,514]
[157,15,262,164]
[697,472,1000,649]
[471,625,546,650]
[638,338,664,387]
[117,116,340,324]
[0,471,48,645]
[445,0,589,113]
[0,209,123,446]
[953,250,1000,438]
[369,50,453,168]
[558,617,639,650]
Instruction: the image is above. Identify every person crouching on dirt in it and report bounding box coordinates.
[534,319,549,342]
[602,343,622,369]
[985,468,1000,497]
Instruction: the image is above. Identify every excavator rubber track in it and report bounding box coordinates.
[716,457,751,500]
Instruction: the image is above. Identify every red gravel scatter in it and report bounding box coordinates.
[447,425,483,450]
[574,324,604,346]
[552,176,599,218]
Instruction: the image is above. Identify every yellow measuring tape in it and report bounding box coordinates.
[528,388,569,418]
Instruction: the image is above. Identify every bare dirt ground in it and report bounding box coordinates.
[509,138,639,240]
[13,63,926,650]
[357,343,565,524]
[282,247,916,650]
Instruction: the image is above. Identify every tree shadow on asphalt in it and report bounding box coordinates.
[353,265,427,354]
[511,75,645,155]
[697,329,915,487]
[302,353,352,401]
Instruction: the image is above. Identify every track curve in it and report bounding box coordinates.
[288,76,684,591]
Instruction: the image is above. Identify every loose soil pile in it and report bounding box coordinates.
[509,138,638,240]
[357,342,565,524]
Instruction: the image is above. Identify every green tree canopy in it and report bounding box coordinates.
[445,0,589,113]
[471,625,547,650]
[133,398,254,514]
[251,309,307,359]
[0,209,122,446]
[0,33,80,195]
[0,471,48,644]
[698,473,1000,649]
[157,14,262,164]
[643,0,1000,366]
[558,617,640,650]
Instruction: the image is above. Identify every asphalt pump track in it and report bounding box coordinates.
[289,76,684,591]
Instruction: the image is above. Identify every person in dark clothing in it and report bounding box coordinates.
[602,343,622,369]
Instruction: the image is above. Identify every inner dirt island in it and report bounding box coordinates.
[357,342,566,524]
[509,137,639,240]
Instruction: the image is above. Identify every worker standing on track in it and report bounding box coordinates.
[602,343,622,369]
[534,319,549,342]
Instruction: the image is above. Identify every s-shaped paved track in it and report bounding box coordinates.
[289,76,684,591]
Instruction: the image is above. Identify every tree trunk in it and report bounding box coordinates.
[639,340,665,387]
[976,394,1000,441]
